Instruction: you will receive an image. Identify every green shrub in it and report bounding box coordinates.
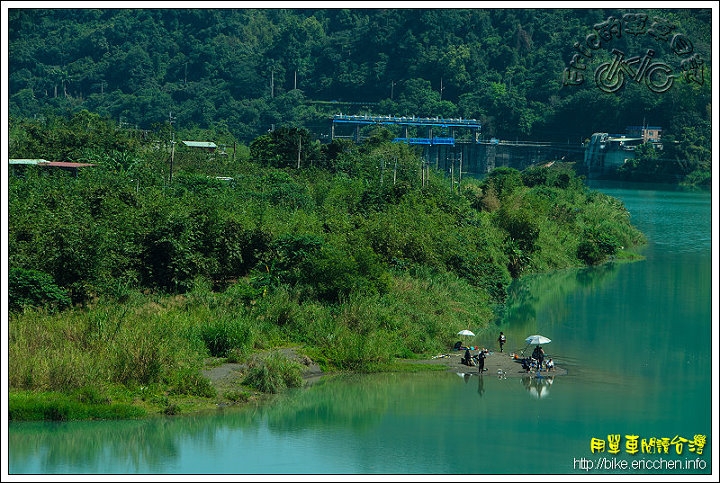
[577,229,620,265]
[8,391,145,421]
[163,404,181,416]
[577,240,603,265]
[223,390,251,403]
[198,316,252,358]
[168,369,217,398]
[8,268,71,312]
[242,352,304,394]
[73,386,110,405]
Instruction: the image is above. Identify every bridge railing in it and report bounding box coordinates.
[332,114,481,129]
[392,137,456,146]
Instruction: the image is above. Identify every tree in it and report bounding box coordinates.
[249,127,317,169]
[8,268,72,312]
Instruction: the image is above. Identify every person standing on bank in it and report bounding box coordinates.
[498,332,506,353]
[477,348,486,373]
[533,345,545,371]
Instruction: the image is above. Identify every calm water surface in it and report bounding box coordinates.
[8,183,713,476]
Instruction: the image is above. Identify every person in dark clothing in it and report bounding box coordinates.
[532,345,545,371]
[497,332,506,352]
[477,348,486,373]
[462,348,474,366]
[454,340,463,351]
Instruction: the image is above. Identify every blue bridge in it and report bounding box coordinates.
[331,114,481,145]
[391,137,456,146]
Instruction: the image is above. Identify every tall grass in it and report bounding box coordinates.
[9,267,497,399]
[9,297,206,393]
[242,351,304,394]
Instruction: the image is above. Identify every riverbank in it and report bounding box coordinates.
[7,346,565,421]
[201,347,325,405]
[398,349,567,378]
[201,346,566,409]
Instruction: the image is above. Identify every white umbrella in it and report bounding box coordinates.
[525,334,551,345]
[525,377,551,399]
[529,383,550,399]
[457,329,475,346]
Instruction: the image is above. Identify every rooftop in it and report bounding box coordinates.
[182,141,217,149]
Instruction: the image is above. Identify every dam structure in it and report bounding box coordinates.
[583,132,643,178]
[330,114,581,177]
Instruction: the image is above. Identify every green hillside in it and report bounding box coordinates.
[7,8,712,184]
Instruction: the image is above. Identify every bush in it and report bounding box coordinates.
[577,229,620,265]
[223,390,251,402]
[162,404,181,416]
[8,391,145,421]
[242,352,304,394]
[168,369,217,398]
[8,268,71,312]
[198,316,252,358]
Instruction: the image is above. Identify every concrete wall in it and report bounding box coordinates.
[421,141,580,177]
[583,133,637,179]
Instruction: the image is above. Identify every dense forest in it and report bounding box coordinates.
[7,8,713,184]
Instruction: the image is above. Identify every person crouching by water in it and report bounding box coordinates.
[477,348,487,373]
[462,348,476,366]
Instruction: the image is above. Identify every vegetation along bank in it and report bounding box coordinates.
[8,113,647,421]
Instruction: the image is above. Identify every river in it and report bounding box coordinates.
[6,182,714,477]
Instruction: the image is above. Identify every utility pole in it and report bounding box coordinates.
[271,70,274,98]
[169,132,176,184]
[457,150,463,193]
[450,155,454,192]
[297,133,302,169]
[168,111,176,184]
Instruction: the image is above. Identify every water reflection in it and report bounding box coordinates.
[522,375,555,399]
[9,372,570,474]
[502,262,620,338]
[495,262,624,362]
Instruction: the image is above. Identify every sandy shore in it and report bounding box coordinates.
[405,349,567,378]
